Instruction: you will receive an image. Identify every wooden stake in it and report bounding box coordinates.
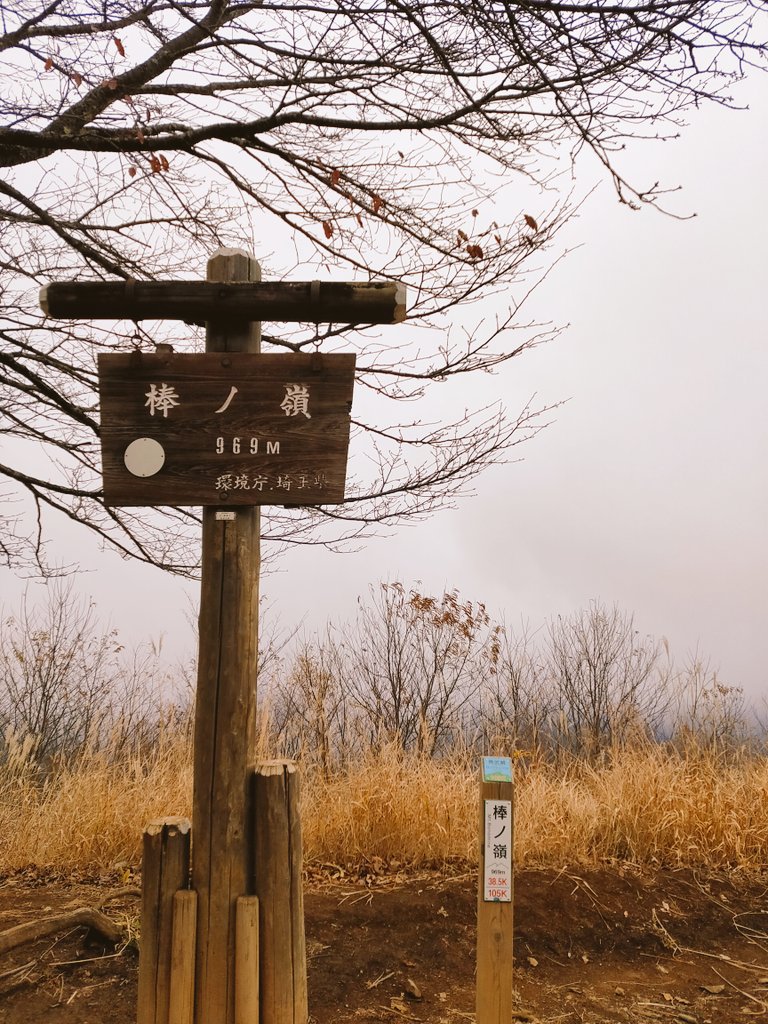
[475,761,514,1024]
[192,247,261,1024]
[169,891,197,1024]
[235,896,260,1024]
[252,760,308,1024]
[138,818,191,1024]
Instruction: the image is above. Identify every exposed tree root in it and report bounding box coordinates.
[0,908,123,956]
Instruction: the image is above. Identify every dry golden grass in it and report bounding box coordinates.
[304,744,768,871]
[1,735,767,874]
[0,731,192,873]
[302,743,477,866]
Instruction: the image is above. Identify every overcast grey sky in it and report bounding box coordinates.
[3,74,766,697]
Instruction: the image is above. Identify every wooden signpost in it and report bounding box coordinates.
[193,248,262,1024]
[97,352,356,506]
[476,756,514,1024]
[44,255,518,1023]
[40,249,406,1024]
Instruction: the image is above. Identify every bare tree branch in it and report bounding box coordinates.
[0,0,765,574]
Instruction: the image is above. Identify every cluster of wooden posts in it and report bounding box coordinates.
[138,762,306,1024]
[137,756,514,1024]
[42,247,514,1024]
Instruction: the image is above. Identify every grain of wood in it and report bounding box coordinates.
[97,351,355,507]
[167,892,196,1024]
[168,890,197,1024]
[235,896,260,1024]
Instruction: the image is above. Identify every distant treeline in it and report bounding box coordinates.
[0,580,758,774]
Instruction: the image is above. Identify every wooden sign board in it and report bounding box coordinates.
[482,799,512,902]
[98,351,355,506]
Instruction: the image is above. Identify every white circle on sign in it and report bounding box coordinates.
[124,438,165,477]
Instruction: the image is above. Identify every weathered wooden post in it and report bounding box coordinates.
[169,890,197,1024]
[138,818,192,1024]
[234,896,260,1024]
[252,760,307,1024]
[192,248,262,1024]
[40,255,406,1024]
[476,756,514,1024]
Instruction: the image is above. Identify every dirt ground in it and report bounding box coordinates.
[0,863,766,1023]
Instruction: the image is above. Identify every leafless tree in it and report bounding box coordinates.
[337,582,500,755]
[1,1,765,574]
[477,621,557,757]
[0,581,173,766]
[670,652,748,755]
[267,633,354,774]
[546,601,673,758]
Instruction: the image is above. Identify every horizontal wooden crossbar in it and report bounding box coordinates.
[39,280,407,325]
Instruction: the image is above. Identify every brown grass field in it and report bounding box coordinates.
[1,739,767,1022]
[2,737,767,874]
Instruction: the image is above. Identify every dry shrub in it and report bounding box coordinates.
[515,746,768,869]
[301,743,477,867]
[304,744,768,870]
[0,730,192,873]
[586,746,768,867]
[1,735,767,874]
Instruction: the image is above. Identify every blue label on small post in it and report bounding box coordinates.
[482,756,513,783]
